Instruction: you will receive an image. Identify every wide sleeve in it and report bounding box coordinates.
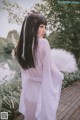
[36,39,64,120]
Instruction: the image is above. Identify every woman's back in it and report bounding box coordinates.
[21,38,48,82]
[19,38,51,120]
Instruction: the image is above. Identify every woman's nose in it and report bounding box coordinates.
[43,27,46,33]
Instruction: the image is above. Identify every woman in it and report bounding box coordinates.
[15,11,64,120]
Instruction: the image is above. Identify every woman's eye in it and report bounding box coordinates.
[40,25,44,28]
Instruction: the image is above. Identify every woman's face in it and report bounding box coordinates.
[37,24,46,38]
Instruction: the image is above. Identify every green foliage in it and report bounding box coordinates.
[0,30,19,54]
[0,37,6,53]
[62,69,80,88]
[2,0,28,24]
[47,31,60,48]
[47,0,80,64]
[0,78,21,120]
[7,30,19,43]
[4,43,14,54]
[0,52,21,119]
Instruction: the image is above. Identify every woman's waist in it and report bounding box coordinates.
[29,76,43,83]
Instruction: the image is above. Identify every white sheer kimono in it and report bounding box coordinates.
[18,38,66,120]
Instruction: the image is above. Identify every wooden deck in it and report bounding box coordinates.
[57,81,80,120]
[16,81,80,120]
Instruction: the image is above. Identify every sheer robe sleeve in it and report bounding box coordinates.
[36,39,64,120]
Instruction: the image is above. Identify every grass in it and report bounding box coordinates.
[0,53,21,119]
[0,76,22,120]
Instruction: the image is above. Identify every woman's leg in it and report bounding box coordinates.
[24,99,37,120]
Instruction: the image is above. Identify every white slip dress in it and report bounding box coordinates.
[19,38,64,120]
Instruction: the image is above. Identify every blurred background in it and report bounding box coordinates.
[0,0,80,119]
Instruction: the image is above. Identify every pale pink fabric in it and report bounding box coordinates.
[19,38,64,120]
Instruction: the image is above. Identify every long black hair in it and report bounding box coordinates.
[15,12,47,69]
